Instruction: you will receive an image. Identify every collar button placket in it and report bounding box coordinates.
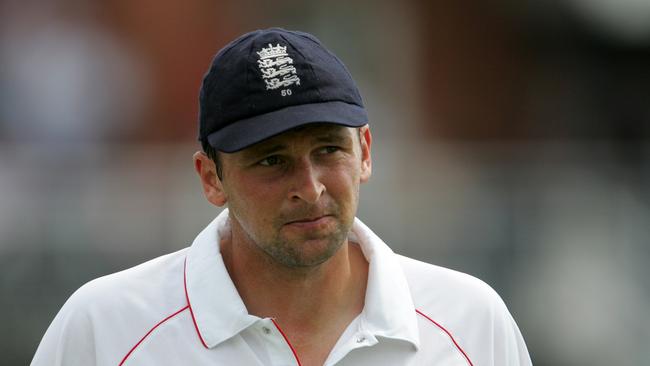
[262,319,302,366]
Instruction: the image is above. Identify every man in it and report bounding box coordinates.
[32,28,532,365]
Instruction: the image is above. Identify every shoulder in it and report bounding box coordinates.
[397,254,532,366]
[70,248,188,314]
[32,248,189,366]
[397,254,502,312]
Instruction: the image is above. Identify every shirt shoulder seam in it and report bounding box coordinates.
[415,308,474,366]
[118,305,190,365]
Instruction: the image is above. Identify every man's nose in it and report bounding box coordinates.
[288,159,325,204]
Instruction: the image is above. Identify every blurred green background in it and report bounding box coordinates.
[2,0,650,364]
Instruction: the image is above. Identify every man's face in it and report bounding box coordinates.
[218,123,371,268]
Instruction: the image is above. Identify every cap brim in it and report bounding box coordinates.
[207,101,368,153]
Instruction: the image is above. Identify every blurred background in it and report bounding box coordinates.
[2,0,650,364]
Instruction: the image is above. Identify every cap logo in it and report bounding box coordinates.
[257,43,300,96]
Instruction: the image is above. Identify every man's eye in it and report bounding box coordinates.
[259,156,282,166]
[321,146,340,154]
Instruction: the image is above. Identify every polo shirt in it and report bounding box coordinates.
[32,209,532,365]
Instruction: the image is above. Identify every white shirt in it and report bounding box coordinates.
[32,210,532,365]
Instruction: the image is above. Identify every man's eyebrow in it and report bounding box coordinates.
[243,144,287,159]
[241,130,352,159]
[314,132,351,144]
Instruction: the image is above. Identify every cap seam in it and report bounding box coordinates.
[199,31,261,139]
[293,33,362,102]
[245,37,257,113]
[279,33,323,101]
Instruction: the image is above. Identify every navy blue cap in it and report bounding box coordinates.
[198,28,368,153]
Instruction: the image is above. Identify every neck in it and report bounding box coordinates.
[219,218,368,334]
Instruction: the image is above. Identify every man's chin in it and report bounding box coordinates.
[271,237,345,268]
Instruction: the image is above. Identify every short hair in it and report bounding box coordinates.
[201,140,224,180]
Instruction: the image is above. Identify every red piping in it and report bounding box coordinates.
[271,319,303,366]
[416,309,474,366]
[184,257,210,349]
[119,305,189,365]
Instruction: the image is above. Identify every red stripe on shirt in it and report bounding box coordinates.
[119,305,189,365]
[271,318,303,366]
[184,257,210,349]
[416,308,474,366]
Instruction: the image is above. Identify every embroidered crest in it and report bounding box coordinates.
[256,43,300,96]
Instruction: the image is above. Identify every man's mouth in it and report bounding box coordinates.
[285,215,333,229]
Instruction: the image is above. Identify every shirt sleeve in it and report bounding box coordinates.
[488,293,533,366]
[31,286,99,366]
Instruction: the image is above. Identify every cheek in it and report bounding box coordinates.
[226,177,284,223]
[326,167,361,206]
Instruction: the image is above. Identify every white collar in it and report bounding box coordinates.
[184,209,420,349]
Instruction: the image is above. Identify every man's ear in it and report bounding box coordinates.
[359,125,372,183]
[193,151,227,206]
